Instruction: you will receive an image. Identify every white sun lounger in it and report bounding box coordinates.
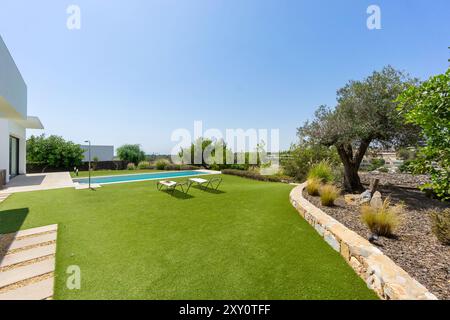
[157,180,192,194]
[189,177,222,190]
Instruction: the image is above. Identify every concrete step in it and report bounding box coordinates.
[0,244,56,268]
[0,278,54,300]
[0,258,55,288]
[8,224,58,238]
[7,233,57,251]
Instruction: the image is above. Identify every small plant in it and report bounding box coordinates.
[361,199,403,237]
[155,160,169,170]
[306,178,321,196]
[127,163,136,170]
[137,161,151,170]
[429,208,450,245]
[308,161,334,183]
[319,184,340,206]
[378,166,389,173]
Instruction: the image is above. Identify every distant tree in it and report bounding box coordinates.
[27,134,84,168]
[178,138,232,168]
[117,144,146,165]
[298,66,420,191]
[396,68,450,200]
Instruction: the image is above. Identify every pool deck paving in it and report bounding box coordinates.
[0,224,58,300]
[0,172,74,194]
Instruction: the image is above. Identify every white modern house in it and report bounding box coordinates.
[80,145,114,162]
[0,35,44,183]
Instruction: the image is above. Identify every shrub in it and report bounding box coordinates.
[319,184,340,206]
[367,158,386,171]
[282,144,340,182]
[137,161,151,170]
[429,208,450,245]
[361,199,403,237]
[378,166,389,173]
[308,161,334,183]
[221,169,290,183]
[306,178,321,196]
[127,163,136,170]
[155,160,169,170]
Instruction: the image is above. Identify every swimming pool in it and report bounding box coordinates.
[73,170,209,185]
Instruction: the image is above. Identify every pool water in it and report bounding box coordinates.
[73,170,209,185]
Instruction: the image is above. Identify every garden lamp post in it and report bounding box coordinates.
[84,140,91,189]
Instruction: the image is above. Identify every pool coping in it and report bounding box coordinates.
[289,182,438,300]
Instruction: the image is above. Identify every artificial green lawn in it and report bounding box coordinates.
[0,175,377,300]
[70,169,159,178]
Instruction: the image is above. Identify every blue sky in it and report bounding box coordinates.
[0,0,449,153]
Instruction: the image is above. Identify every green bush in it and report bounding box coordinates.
[429,209,450,245]
[319,184,340,206]
[27,134,84,168]
[396,68,450,201]
[308,161,334,183]
[127,163,136,170]
[137,161,152,170]
[155,160,169,170]
[222,169,292,183]
[367,158,386,171]
[282,144,340,182]
[378,167,389,173]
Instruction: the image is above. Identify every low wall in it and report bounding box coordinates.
[27,161,128,173]
[289,183,437,300]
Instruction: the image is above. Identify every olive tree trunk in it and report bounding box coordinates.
[336,139,371,192]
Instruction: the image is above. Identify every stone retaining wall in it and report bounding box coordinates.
[289,183,437,300]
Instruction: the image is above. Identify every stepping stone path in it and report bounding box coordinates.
[0,193,11,204]
[0,224,58,300]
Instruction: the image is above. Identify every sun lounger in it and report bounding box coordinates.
[157,180,192,194]
[189,177,222,190]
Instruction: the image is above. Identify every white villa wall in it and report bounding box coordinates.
[0,119,26,182]
[0,119,8,181]
[80,145,114,162]
[0,35,42,183]
[0,36,27,119]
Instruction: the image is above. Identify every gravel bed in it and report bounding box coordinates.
[303,185,450,300]
[359,172,431,189]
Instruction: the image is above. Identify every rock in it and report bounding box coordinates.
[359,190,372,205]
[370,191,383,210]
[344,194,360,205]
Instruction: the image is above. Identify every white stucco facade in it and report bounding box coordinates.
[80,145,114,162]
[0,35,43,183]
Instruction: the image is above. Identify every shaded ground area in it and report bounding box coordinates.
[0,175,376,300]
[304,177,449,299]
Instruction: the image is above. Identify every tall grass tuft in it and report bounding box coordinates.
[306,178,321,196]
[429,208,450,245]
[361,199,403,237]
[308,161,334,183]
[319,184,340,206]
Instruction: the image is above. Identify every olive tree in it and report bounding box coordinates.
[117,144,146,165]
[298,66,419,191]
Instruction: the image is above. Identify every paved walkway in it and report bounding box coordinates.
[0,224,58,300]
[0,172,74,194]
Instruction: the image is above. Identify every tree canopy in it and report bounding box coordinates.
[117,144,146,165]
[298,66,420,191]
[397,67,450,200]
[27,134,84,168]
